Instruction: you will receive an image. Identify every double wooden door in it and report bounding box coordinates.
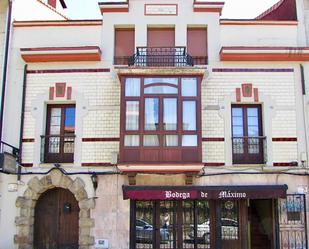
[34,188,79,249]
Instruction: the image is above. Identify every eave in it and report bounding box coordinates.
[193,1,225,15]
[98,2,129,14]
[20,46,102,63]
[220,47,309,61]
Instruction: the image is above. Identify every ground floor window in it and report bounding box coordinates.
[130,200,243,249]
[130,196,308,249]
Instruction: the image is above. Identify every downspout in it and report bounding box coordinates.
[17,64,27,181]
[300,64,309,167]
[0,0,12,141]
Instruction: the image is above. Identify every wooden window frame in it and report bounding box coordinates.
[231,104,264,164]
[43,104,76,163]
[120,76,202,164]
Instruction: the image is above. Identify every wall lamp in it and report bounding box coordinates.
[91,173,98,192]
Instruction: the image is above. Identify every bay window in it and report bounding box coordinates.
[120,76,201,163]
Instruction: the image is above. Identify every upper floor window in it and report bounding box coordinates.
[231,105,265,164]
[41,105,75,163]
[114,28,135,65]
[187,27,208,65]
[120,76,201,163]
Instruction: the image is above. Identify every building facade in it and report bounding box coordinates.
[0,0,309,249]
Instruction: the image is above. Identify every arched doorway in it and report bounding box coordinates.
[33,188,79,249]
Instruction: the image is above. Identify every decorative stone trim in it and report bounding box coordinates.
[14,169,95,249]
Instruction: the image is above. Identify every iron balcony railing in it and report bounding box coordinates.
[41,134,75,163]
[232,136,267,164]
[128,47,194,67]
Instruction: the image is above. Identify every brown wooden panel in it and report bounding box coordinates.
[147,28,175,47]
[182,148,199,162]
[115,28,135,57]
[187,28,207,56]
[34,188,79,249]
[123,149,140,162]
[141,149,160,162]
[162,149,181,162]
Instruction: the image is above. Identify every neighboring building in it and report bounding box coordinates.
[1,0,309,249]
[13,0,68,21]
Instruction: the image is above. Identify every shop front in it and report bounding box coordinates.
[123,185,307,249]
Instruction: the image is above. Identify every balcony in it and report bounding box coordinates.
[128,47,194,67]
[232,136,266,164]
[41,135,75,163]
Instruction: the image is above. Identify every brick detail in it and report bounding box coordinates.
[272,137,297,141]
[254,88,259,102]
[81,162,115,167]
[27,68,110,74]
[236,88,241,102]
[242,83,252,97]
[82,137,120,142]
[202,137,225,142]
[21,163,33,167]
[204,162,225,166]
[273,162,298,166]
[212,68,294,73]
[22,138,35,143]
[67,86,72,100]
[55,83,66,97]
[49,87,54,100]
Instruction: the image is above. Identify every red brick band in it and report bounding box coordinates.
[82,138,120,142]
[272,137,297,142]
[202,137,225,142]
[204,162,225,167]
[82,162,115,167]
[22,138,35,142]
[273,162,298,167]
[27,68,110,74]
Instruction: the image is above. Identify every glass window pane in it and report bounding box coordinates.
[232,117,243,126]
[143,135,159,146]
[182,135,197,146]
[50,108,61,135]
[125,78,140,96]
[124,135,139,146]
[48,137,60,153]
[164,98,177,130]
[232,126,244,137]
[64,107,75,133]
[247,107,258,117]
[181,78,197,96]
[144,85,177,94]
[221,201,239,240]
[144,77,178,85]
[232,108,243,117]
[183,101,196,130]
[145,98,159,130]
[248,126,259,136]
[126,101,139,130]
[164,135,178,146]
[247,116,258,126]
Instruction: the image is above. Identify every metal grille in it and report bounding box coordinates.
[128,47,194,67]
[232,136,267,164]
[40,135,75,163]
[278,194,308,249]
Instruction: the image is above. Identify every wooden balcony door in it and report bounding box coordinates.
[34,188,79,249]
[231,105,264,164]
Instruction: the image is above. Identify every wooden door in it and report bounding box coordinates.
[34,188,79,249]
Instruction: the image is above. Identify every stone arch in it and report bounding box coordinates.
[14,169,95,249]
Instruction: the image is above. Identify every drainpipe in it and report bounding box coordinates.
[17,64,27,181]
[300,64,309,167]
[0,0,13,141]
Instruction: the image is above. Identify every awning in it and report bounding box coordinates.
[122,185,288,201]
